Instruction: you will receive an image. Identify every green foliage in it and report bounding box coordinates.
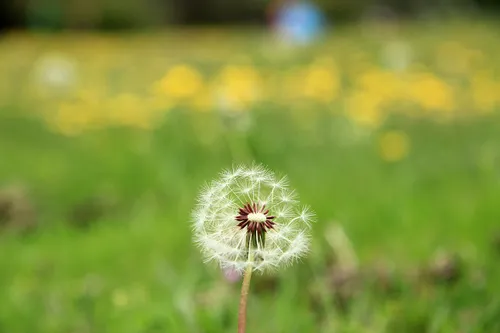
[1,108,500,332]
[18,0,484,29]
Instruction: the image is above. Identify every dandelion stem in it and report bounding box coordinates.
[238,252,254,333]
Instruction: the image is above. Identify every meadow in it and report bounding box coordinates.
[1,18,500,333]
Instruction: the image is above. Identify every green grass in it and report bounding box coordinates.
[1,23,500,333]
[2,110,500,333]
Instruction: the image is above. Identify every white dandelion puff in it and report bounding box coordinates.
[192,164,314,274]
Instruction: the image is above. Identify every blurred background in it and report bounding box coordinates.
[1,0,500,332]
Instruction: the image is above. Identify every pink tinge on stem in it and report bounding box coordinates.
[223,267,242,283]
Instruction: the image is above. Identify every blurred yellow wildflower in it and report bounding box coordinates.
[49,102,93,136]
[155,64,204,99]
[280,68,303,104]
[345,90,386,129]
[470,72,498,113]
[3,31,500,129]
[408,73,455,112]
[190,86,214,113]
[357,68,403,102]
[46,89,105,136]
[107,93,155,130]
[378,130,410,162]
[214,65,262,110]
[302,62,340,103]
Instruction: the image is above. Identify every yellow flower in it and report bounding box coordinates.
[408,73,455,112]
[470,72,498,113]
[107,93,155,130]
[155,64,204,99]
[48,100,99,136]
[280,68,303,104]
[189,86,214,112]
[357,68,403,102]
[378,130,410,162]
[345,90,386,129]
[302,62,341,103]
[215,65,262,110]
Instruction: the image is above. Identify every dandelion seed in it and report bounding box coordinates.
[192,164,314,333]
[192,164,314,274]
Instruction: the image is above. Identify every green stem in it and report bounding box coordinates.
[238,252,254,333]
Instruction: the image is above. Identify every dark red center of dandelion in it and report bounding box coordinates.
[236,202,275,248]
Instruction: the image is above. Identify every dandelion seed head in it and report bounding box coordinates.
[248,212,267,223]
[192,164,314,273]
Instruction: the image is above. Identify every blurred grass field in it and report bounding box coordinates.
[1,19,500,333]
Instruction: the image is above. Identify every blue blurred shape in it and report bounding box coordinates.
[275,0,326,45]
